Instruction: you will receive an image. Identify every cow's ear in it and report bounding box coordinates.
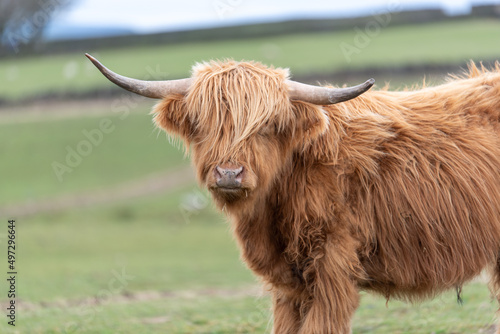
[290,100,329,145]
[152,94,193,142]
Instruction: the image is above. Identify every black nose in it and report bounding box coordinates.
[215,166,243,189]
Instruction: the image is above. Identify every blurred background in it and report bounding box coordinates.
[1,0,500,333]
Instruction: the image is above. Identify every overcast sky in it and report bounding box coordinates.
[56,0,500,33]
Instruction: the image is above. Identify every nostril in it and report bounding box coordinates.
[234,166,243,177]
[234,167,244,181]
[215,166,224,181]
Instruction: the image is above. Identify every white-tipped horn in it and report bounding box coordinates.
[85,53,192,99]
[287,78,375,105]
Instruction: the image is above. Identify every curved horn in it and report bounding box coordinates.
[85,53,192,99]
[287,78,375,105]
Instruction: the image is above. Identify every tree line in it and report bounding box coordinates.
[0,0,74,54]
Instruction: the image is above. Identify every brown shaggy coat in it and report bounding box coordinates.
[153,61,500,334]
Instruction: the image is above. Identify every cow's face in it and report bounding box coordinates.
[86,55,372,208]
[153,61,329,208]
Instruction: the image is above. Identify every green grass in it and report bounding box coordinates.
[14,295,273,334]
[0,103,187,205]
[1,19,499,101]
[13,186,252,303]
[0,188,497,333]
[354,286,497,333]
[3,285,496,334]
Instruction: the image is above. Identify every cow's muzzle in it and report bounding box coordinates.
[214,165,244,189]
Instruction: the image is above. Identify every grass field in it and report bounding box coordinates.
[0,103,186,206]
[1,19,500,101]
[0,186,498,333]
[2,17,500,333]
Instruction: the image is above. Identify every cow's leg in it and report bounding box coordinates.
[271,290,301,334]
[298,236,361,334]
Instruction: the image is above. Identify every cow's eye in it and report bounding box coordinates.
[258,124,275,137]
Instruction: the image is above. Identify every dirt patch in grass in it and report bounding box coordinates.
[7,285,263,312]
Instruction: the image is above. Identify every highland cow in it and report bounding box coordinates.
[87,53,500,334]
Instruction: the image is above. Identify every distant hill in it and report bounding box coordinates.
[43,23,135,41]
[2,4,498,58]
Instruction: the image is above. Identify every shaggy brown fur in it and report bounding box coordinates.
[152,60,500,333]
